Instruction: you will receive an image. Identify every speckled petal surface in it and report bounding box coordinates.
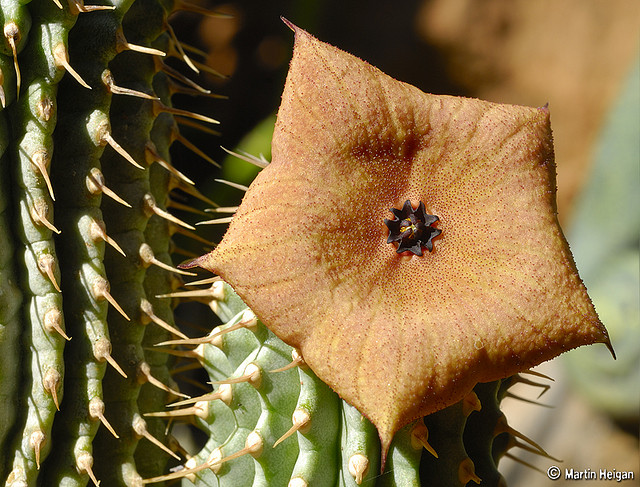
[191,25,612,459]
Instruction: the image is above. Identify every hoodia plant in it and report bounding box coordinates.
[0,8,613,487]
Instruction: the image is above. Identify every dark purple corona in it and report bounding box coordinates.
[384,200,441,256]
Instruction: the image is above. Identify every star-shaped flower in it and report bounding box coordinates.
[186,24,612,463]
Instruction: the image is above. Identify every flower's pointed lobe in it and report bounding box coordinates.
[192,24,612,463]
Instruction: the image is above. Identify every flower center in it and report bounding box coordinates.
[384,200,441,256]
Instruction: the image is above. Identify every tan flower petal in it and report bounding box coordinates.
[189,24,612,463]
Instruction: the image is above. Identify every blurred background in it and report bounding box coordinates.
[167,1,639,485]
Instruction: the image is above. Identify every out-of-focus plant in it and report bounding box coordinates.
[565,58,640,424]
